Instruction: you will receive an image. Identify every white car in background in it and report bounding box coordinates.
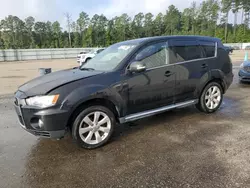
[77,48,105,66]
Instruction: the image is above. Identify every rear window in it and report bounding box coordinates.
[200,41,216,58]
[170,40,203,63]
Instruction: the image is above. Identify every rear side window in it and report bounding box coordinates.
[169,40,203,63]
[200,41,216,58]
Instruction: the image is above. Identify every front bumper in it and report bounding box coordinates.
[239,69,250,82]
[14,95,69,139]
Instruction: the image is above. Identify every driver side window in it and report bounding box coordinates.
[134,42,169,69]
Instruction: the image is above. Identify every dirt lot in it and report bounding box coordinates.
[0,50,248,95]
[230,50,250,62]
[0,59,76,95]
[0,50,250,188]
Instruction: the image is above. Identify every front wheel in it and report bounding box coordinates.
[196,82,223,113]
[72,106,115,149]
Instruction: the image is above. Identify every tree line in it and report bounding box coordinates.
[0,0,250,49]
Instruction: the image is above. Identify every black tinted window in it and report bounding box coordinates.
[200,41,216,57]
[170,40,202,63]
[134,42,168,69]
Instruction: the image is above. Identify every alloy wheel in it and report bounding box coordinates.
[205,86,222,110]
[78,111,111,145]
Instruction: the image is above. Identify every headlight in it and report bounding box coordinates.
[26,95,59,108]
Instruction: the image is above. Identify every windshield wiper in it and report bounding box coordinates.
[80,67,95,71]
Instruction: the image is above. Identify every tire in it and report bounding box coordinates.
[72,106,116,149]
[196,82,223,113]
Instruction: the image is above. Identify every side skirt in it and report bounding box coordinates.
[119,99,198,123]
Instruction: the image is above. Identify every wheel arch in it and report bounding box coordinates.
[197,70,226,98]
[204,78,225,92]
[198,78,225,100]
[66,98,120,130]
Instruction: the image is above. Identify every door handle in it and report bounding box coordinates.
[165,71,173,77]
[201,64,208,69]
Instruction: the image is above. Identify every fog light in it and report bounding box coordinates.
[30,117,43,129]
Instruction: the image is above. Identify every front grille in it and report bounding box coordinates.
[244,66,250,73]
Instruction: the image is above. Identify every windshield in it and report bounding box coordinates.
[81,43,137,71]
[89,49,97,54]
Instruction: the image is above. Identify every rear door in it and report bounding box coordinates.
[169,39,209,103]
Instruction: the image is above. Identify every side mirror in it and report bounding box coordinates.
[129,61,146,73]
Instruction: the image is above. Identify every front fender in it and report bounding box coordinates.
[60,84,124,117]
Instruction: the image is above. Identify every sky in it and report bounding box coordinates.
[0,0,236,28]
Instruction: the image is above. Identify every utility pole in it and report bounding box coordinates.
[64,12,72,48]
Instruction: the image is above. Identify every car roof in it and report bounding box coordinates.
[118,35,221,46]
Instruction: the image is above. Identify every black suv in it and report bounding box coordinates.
[14,36,233,149]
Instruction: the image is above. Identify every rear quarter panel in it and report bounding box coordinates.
[200,43,233,94]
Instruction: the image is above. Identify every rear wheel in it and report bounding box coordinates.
[196,82,223,113]
[72,106,115,149]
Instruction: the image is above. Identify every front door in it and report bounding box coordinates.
[124,41,176,115]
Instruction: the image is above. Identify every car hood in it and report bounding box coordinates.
[18,68,104,96]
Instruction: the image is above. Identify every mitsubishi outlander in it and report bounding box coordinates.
[14,36,233,149]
